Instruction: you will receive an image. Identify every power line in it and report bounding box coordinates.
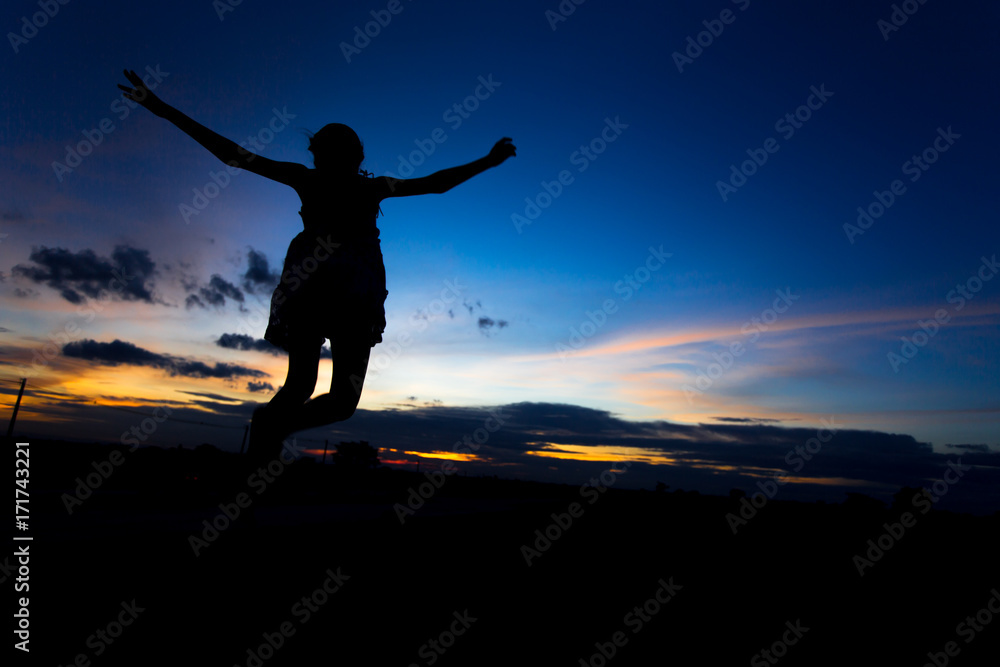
[96,403,330,444]
[98,402,247,430]
[0,375,62,394]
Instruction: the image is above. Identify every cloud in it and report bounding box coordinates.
[945,443,992,453]
[11,245,157,304]
[451,299,509,336]
[216,333,283,356]
[478,316,509,335]
[181,248,275,313]
[322,402,1000,513]
[179,390,243,402]
[62,339,267,379]
[185,274,245,310]
[247,381,275,393]
[215,332,332,358]
[242,248,279,294]
[19,392,1000,514]
[206,274,244,304]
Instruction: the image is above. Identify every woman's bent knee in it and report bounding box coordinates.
[331,396,359,421]
[306,394,359,425]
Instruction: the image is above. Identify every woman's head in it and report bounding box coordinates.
[307,123,365,175]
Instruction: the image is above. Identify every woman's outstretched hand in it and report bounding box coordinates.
[488,137,517,166]
[117,69,169,117]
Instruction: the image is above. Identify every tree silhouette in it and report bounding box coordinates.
[331,440,380,471]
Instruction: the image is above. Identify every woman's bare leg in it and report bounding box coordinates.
[247,338,322,464]
[286,333,372,433]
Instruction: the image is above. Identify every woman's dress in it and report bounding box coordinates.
[264,172,387,350]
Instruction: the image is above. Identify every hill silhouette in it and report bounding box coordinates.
[22,438,1000,665]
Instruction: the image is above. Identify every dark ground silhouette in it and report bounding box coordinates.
[21,438,1000,666]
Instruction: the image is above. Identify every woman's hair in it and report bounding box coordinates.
[306,123,367,175]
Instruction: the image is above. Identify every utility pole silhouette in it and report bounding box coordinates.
[6,378,26,438]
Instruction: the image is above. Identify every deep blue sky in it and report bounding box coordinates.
[2,0,999,509]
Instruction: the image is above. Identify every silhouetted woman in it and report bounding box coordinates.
[118,69,516,463]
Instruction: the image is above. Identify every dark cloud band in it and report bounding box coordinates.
[12,245,157,304]
[62,338,267,380]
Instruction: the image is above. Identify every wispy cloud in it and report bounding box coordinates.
[517,303,1000,364]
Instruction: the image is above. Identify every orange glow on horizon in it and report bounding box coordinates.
[524,442,676,465]
[381,458,418,467]
[403,450,478,462]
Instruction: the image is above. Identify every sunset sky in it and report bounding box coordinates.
[2,0,998,511]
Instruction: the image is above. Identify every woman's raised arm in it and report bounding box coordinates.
[376,137,516,200]
[117,69,305,187]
